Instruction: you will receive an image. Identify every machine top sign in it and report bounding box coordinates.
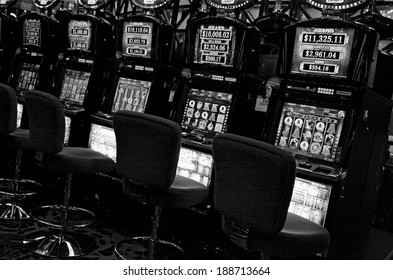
[0,0,16,8]
[33,0,59,9]
[205,0,257,10]
[77,0,110,10]
[131,0,173,9]
[304,0,372,13]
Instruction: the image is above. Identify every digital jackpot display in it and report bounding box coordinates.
[68,20,92,51]
[274,102,346,163]
[181,88,232,139]
[194,24,236,67]
[122,21,153,58]
[16,63,40,91]
[23,18,41,47]
[112,77,152,113]
[291,27,354,78]
[59,69,91,105]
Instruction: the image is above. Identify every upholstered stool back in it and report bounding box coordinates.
[0,83,17,135]
[213,133,296,235]
[23,90,64,154]
[114,111,182,189]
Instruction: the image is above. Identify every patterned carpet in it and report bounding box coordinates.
[0,218,127,260]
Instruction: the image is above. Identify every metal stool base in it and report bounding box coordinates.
[115,236,185,260]
[0,202,31,219]
[0,178,41,197]
[24,233,84,258]
[32,205,95,229]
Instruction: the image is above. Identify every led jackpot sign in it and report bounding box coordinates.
[68,20,92,51]
[194,25,236,67]
[122,21,153,58]
[291,27,354,78]
[23,19,41,47]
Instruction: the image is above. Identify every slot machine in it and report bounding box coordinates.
[8,0,61,129]
[0,0,18,85]
[265,10,392,243]
[88,0,177,165]
[51,0,114,146]
[169,0,262,193]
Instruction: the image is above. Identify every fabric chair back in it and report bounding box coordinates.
[212,133,296,235]
[113,111,182,189]
[0,83,17,136]
[24,90,65,154]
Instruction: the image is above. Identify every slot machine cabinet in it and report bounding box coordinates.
[173,0,263,144]
[9,0,61,95]
[265,16,392,244]
[0,0,18,84]
[89,0,178,161]
[51,0,114,147]
[94,0,176,122]
[7,0,61,130]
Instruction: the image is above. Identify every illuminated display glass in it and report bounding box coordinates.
[304,0,371,12]
[77,0,108,9]
[289,177,332,226]
[64,116,71,145]
[194,24,236,67]
[291,27,354,78]
[23,18,41,47]
[16,103,23,129]
[17,63,40,91]
[33,0,59,9]
[112,77,151,113]
[176,147,213,188]
[206,0,254,10]
[68,20,92,51]
[181,88,232,139]
[131,0,172,9]
[88,124,117,162]
[59,69,91,105]
[274,102,345,163]
[122,21,153,58]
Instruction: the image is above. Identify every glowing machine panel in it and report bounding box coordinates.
[112,77,151,113]
[23,18,41,47]
[274,102,345,163]
[59,69,91,105]
[181,88,233,139]
[16,63,40,91]
[68,20,92,52]
[289,177,332,226]
[177,147,213,188]
[122,21,153,59]
[194,24,236,67]
[291,27,355,78]
[88,124,117,162]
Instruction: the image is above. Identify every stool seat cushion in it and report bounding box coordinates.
[123,175,209,208]
[42,147,115,174]
[5,129,31,150]
[247,212,330,258]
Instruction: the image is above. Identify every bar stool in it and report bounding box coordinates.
[113,111,209,260]
[212,133,330,259]
[0,83,41,220]
[22,90,115,258]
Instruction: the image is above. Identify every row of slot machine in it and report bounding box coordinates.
[0,0,391,244]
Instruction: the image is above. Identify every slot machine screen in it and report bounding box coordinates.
[16,63,40,91]
[122,21,153,58]
[17,103,23,129]
[23,18,42,47]
[88,123,117,162]
[181,88,233,140]
[59,69,91,105]
[111,77,152,113]
[68,19,92,52]
[64,116,71,145]
[288,177,332,226]
[274,102,346,163]
[194,24,236,67]
[291,27,355,78]
[177,147,213,188]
